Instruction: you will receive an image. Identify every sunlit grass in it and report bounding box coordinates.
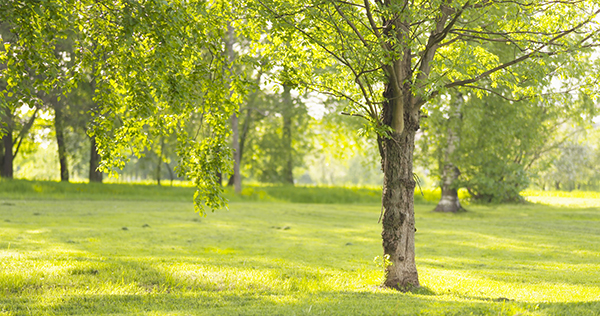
[522,189,600,208]
[522,190,600,199]
[1,189,600,315]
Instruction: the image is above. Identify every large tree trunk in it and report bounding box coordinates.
[1,130,13,179]
[89,136,103,183]
[379,79,420,290]
[434,92,464,213]
[281,84,294,185]
[54,105,70,182]
[380,127,419,290]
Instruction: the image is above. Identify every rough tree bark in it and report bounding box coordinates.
[379,82,421,290]
[89,136,103,183]
[434,93,464,213]
[281,83,294,185]
[53,104,70,182]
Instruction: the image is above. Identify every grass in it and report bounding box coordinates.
[0,179,390,204]
[1,180,599,315]
[0,178,459,205]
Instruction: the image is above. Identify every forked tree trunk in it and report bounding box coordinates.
[226,74,263,187]
[89,136,103,183]
[54,105,70,182]
[379,77,420,289]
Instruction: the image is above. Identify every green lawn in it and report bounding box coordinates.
[1,182,599,315]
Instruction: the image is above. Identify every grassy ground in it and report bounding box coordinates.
[0,178,451,205]
[1,181,599,315]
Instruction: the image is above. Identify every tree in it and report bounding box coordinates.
[419,39,599,208]
[1,1,77,180]
[242,83,312,184]
[51,95,70,181]
[420,73,598,204]
[534,127,600,191]
[254,0,600,289]
[432,91,465,212]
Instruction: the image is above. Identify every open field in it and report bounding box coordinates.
[1,181,600,315]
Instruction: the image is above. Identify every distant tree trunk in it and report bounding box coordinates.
[54,105,70,182]
[434,92,464,213]
[226,22,241,194]
[435,164,463,212]
[89,136,103,183]
[230,113,241,192]
[156,137,164,186]
[281,84,294,185]
[156,157,162,186]
[226,72,263,187]
[165,161,174,186]
[1,106,38,179]
[0,136,4,173]
[1,106,14,179]
[228,108,252,187]
[1,130,13,179]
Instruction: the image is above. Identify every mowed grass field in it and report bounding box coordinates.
[1,181,599,315]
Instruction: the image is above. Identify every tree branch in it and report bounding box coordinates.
[444,9,600,90]
[414,1,470,106]
[13,107,40,158]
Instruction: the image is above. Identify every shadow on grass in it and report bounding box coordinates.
[3,289,599,315]
[2,255,598,315]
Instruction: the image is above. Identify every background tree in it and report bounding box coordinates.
[255,0,600,289]
[430,91,465,212]
[238,82,312,184]
[419,83,597,205]
[0,7,68,179]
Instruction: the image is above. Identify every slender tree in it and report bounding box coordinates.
[281,83,295,185]
[53,99,70,182]
[433,92,464,213]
